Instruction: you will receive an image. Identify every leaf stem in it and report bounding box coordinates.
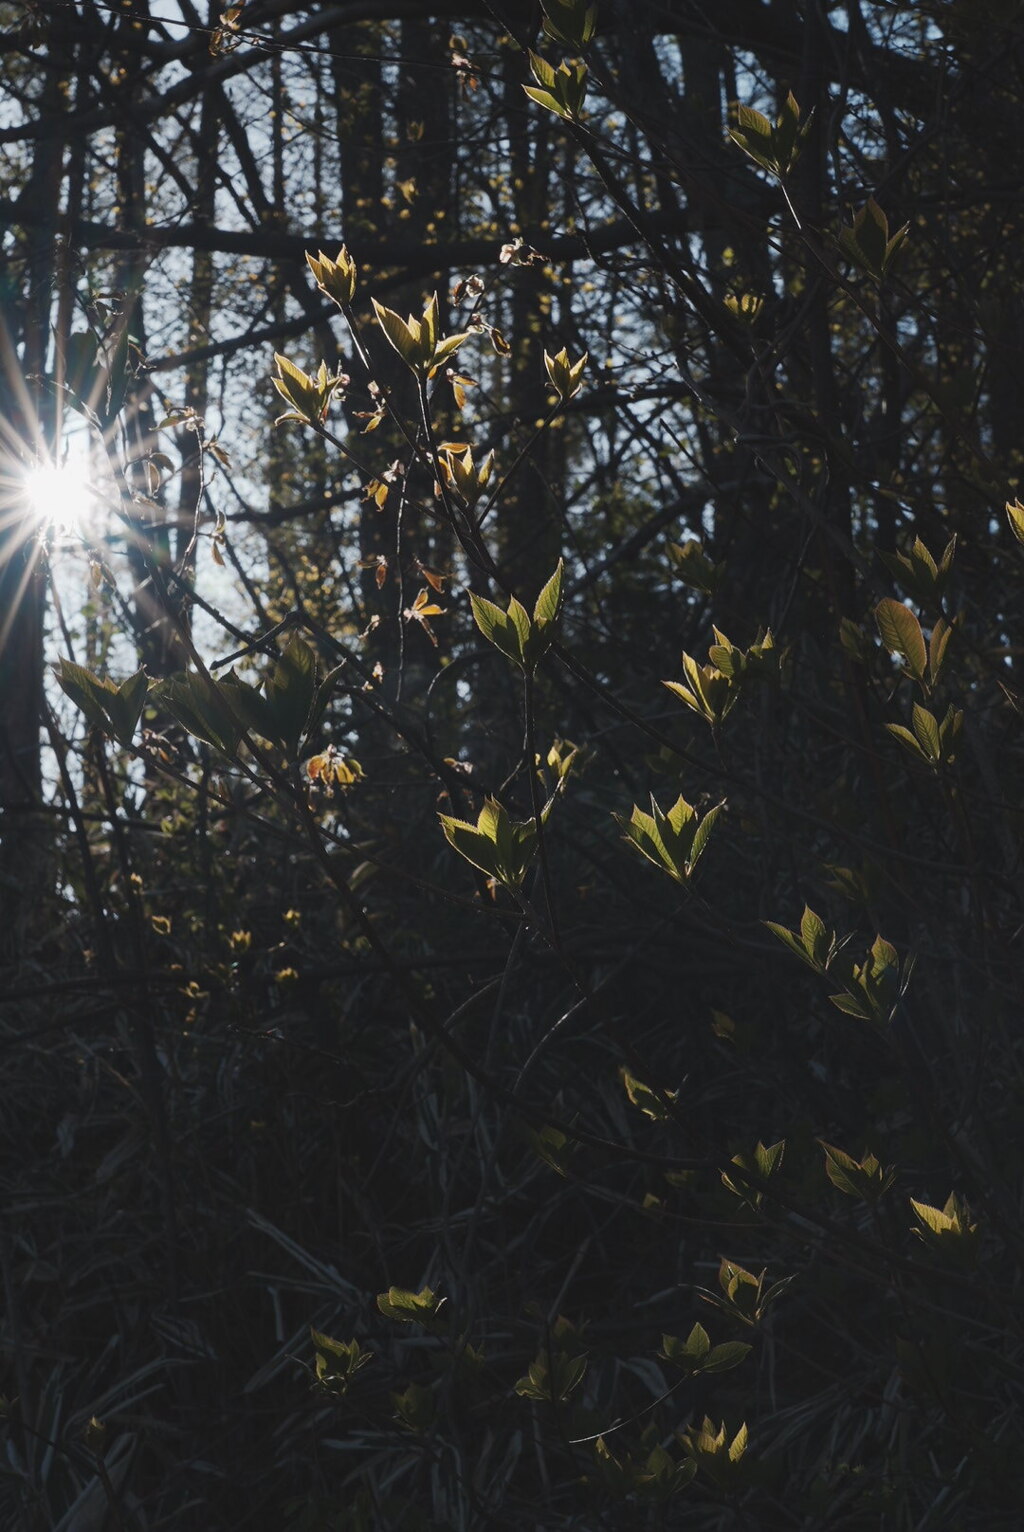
[523,666,560,953]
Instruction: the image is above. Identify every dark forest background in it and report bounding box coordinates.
[3,0,1024,1526]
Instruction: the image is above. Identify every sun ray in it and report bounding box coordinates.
[0,536,45,658]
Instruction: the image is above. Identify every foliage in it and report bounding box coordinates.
[3,2,1024,1530]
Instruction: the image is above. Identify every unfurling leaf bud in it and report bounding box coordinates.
[543,346,588,401]
[306,247,358,307]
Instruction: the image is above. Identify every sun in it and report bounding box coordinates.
[23,461,94,534]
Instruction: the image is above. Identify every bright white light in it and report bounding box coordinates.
[23,461,94,534]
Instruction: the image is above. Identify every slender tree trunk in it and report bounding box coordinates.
[176,10,219,604]
[112,0,184,678]
[500,48,563,598]
[0,42,65,919]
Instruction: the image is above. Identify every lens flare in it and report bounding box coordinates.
[23,461,93,533]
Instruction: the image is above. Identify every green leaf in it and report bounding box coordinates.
[875,598,927,683]
[620,803,677,880]
[272,353,318,418]
[911,703,941,761]
[722,1140,784,1209]
[686,800,721,872]
[469,591,513,648]
[470,579,559,673]
[310,1327,351,1360]
[763,921,804,963]
[755,1139,785,1178]
[939,704,963,759]
[618,792,719,884]
[372,299,423,366]
[151,673,244,756]
[522,85,564,117]
[681,1415,750,1486]
[63,329,129,423]
[840,198,909,279]
[438,813,501,880]
[469,590,525,667]
[483,795,517,875]
[685,1322,711,1359]
[541,0,597,48]
[928,616,953,683]
[507,597,533,658]
[664,652,735,727]
[55,659,148,747]
[310,1329,373,1393]
[1007,498,1024,545]
[106,668,149,746]
[218,672,279,747]
[821,1140,895,1201]
[264,634,318,756]
[799,904,829,968]
[735,104,772,144]
[868,933,898,972]
[371,293,467,376]
[729,93,810,178]
[515,1350,587,1403]
[829,990,874,1020]
[55,658,117,733]
[909,1194,978,1267]
[543,346,588,400]
[63,326,130,424]
[376,1286,442,1324]
[682,650,710,704]
[421,290,438,353]
[702,1340,752,1374]
[911,1199,954,1235]
[662,1324,713,1370]
[668,538,722,595]
[765,908,833,973]
[429,331,471,372]
[821,1141,863,1196]
[533,558,564,632]
[665,1317,751,1378]
[708,644,738,677]
[910,535,938,580]
[621,1065,676,1121]
[885,722,928,762]
[524,54,588,121]
[306,246,357,307]
[440,797,536,887]
[527,50,558,91]
[522,564,566,668]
